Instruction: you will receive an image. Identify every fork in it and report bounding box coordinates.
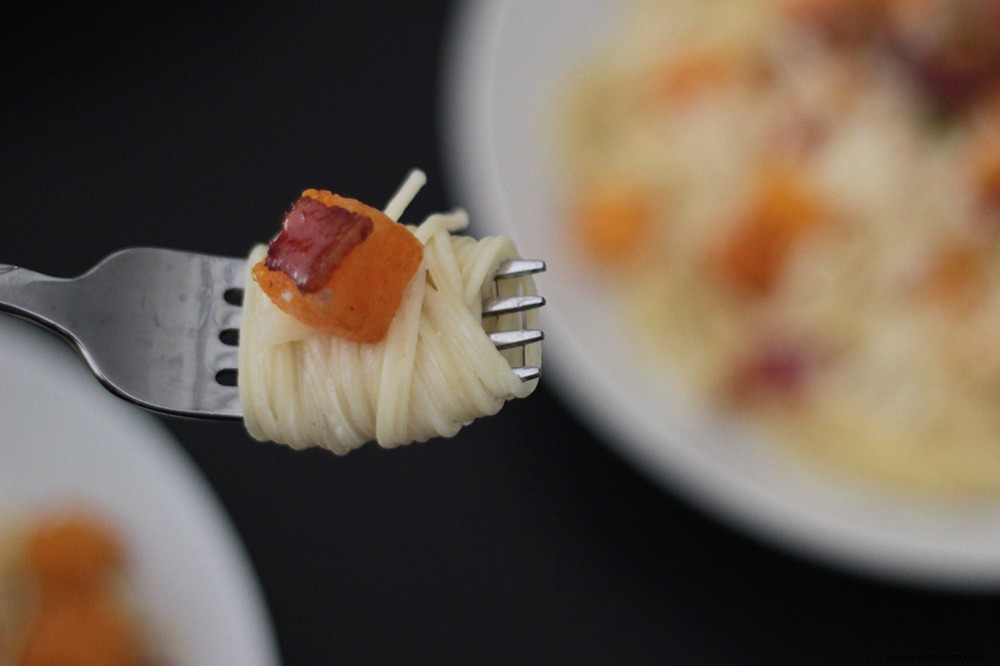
[0,248,545,419]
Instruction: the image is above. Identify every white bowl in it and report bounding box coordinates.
[443,0,1000,589]
[0,315,281,665]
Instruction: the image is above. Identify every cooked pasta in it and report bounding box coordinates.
[558,0,1000,495]
[239,171,540,454]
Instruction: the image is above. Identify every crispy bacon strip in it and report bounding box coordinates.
[265,196,374,293]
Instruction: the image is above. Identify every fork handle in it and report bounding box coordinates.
[0,265,77,340]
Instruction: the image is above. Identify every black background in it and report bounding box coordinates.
[2,2,997,664]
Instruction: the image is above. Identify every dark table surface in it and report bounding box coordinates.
[2,2,997,664]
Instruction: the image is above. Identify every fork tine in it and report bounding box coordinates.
[512,366,541,381]
[494,259,545,279]
[489,329,544,349]
[487,259,544,381]
[482,294,546,317]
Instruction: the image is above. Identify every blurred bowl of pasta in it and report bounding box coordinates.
[444,0,1000,588]
[0,315,280,665]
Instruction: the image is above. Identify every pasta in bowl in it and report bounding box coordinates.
[445,0,1000,586]
[239,171,543,454]
[556,0,1000,496]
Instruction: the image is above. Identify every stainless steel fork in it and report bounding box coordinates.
[0,248,544,420]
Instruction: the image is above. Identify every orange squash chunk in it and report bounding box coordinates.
[713,169,827,296]
[571,181,653,265]
[654,52,735,103]
[24,512,125,591]
[19,594,145,666]
[253,189,424,343]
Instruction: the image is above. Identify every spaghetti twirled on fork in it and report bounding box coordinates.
[238,170,543,454]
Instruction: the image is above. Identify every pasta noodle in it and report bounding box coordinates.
[239,171,540,454]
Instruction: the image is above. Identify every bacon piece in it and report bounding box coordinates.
[900,49,1000,115]
[890,1,1000,114]
[265,196,374,293]
[253,189,424,343]
[728,344,813,407]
